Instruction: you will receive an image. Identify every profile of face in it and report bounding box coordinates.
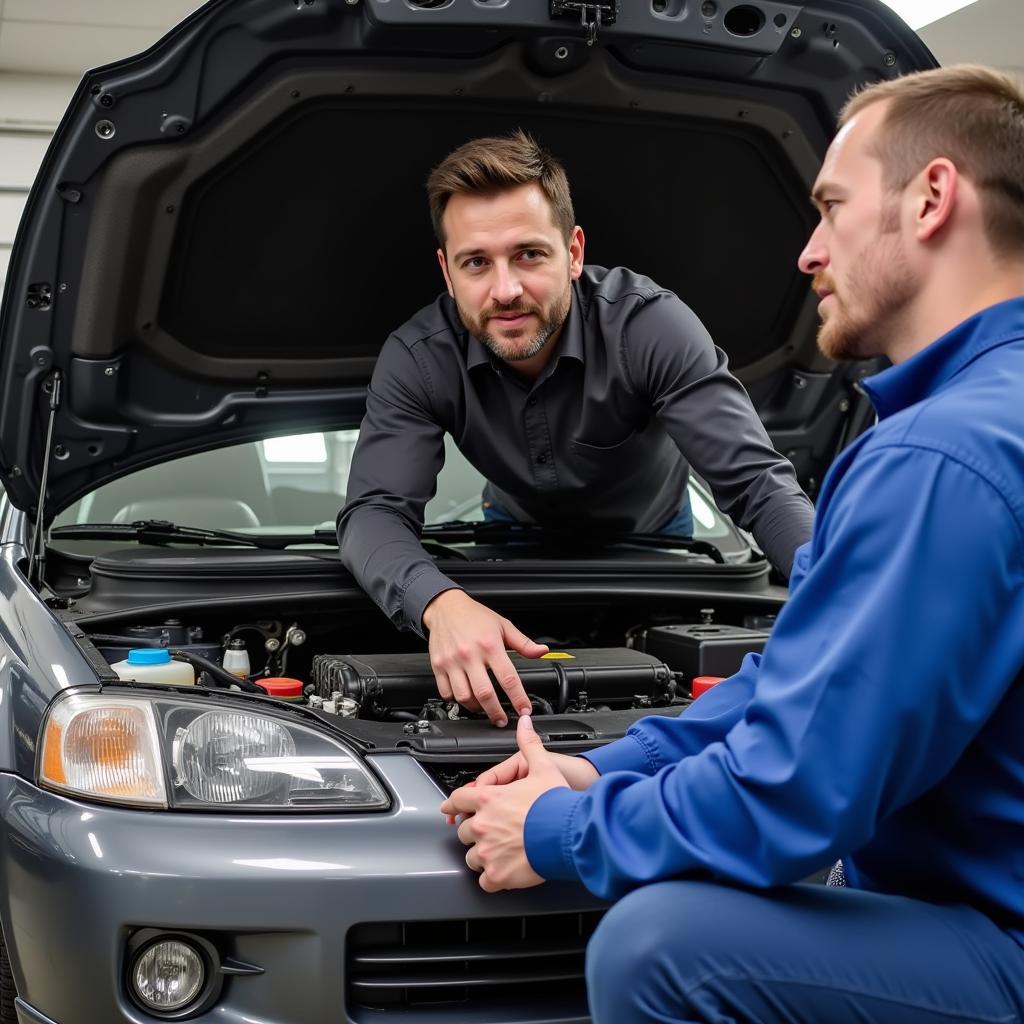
[437,183,585,367]
[798,101,919,361]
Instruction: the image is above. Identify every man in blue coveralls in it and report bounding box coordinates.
[441,64,1024,1022]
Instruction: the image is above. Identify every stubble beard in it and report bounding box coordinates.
[816,204,917,362]
[459,282,573,364]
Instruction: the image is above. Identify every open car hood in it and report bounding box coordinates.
[0,0,936,517]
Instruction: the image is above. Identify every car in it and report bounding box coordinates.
[0,2,935,1022]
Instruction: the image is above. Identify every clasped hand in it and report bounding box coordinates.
[440,714,599,892]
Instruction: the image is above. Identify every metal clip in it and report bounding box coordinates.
[549,0,618,46]
[581,4,598,45]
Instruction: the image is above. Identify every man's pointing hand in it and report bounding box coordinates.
[423,590,548,726]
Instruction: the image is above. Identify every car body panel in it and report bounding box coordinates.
[0,757,602,1023]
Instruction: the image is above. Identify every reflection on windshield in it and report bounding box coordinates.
[52,431,739,547]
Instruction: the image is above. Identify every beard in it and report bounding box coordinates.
[458,282,572,363]
[815,206,917,362]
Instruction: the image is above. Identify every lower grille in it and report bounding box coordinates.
[421,759,502,795]
[346,910,604,1022]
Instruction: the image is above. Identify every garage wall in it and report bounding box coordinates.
[0,132,48,296]
[0,71,75,300]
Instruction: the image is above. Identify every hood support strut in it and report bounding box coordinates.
[29,371,62,589]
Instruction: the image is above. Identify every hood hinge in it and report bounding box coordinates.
[549,0,618,46]
[29,370,62,589]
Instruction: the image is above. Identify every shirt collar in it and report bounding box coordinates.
[862,296,1024,420]
[465,324,492,371]
[462,281,586,375]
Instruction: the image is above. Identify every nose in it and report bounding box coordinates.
[798,222,829,276]
[490,261,523,305]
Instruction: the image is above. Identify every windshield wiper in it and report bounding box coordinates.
[420,520,726,563]
[50,520,339,551]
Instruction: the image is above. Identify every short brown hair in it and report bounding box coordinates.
[426,129,575,248]
[840,65,1024,257]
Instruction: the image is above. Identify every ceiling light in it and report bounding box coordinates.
[882,0,982,30]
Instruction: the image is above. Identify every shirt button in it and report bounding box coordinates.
[536,454,547,464]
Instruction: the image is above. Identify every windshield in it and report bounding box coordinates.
[51,431,750,557]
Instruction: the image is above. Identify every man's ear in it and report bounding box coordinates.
[437,247,455,298]
[568,225,586,280]
[915,158,959,243]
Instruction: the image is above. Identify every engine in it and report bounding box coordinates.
[89,615,772,722]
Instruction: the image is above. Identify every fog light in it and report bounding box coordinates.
[132,939,205,1012]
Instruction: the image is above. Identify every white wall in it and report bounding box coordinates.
[0,72,76,297]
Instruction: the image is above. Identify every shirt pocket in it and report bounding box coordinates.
[571,429,638,460]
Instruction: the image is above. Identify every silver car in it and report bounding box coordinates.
[0,1,934,1021]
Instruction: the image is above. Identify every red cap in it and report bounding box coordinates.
[691,676,726,699]
[255,677,304,699]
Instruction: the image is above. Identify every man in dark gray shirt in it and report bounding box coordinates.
[339,130,813,726]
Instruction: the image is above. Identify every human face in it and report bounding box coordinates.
[798,102,918,361]
[438,183,584,371]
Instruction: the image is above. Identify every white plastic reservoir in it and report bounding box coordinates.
[110,648,196,686]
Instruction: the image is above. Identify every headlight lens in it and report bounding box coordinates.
[40,697,166,806]
[39,692,389,812]
[173,711,296,803]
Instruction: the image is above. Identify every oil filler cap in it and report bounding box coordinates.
[691,676,726,699]
[255,677,304,702]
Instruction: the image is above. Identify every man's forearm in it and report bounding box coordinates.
[743,485,815,578]
[338,505,460,634]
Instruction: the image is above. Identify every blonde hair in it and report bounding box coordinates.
[840,65,1024,256]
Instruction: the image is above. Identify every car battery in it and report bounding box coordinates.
[311,648,675,714]
[641,623,770,680]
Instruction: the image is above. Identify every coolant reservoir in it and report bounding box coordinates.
[110,649,196,686]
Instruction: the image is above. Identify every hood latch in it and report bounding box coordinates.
[549,0,618,46]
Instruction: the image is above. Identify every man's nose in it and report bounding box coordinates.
[798,224,828,276]
[491,263,523,305]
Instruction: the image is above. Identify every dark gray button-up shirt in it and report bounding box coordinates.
[339,266,814,634]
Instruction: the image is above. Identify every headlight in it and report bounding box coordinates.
[172,711,296,804]
[40,697,166,806]
[39,692,389,812]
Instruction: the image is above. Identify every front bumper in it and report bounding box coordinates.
[0,754,602,1024]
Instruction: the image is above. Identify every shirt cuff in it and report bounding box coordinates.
[403,570,463,637]
[580,733,652,776]
[524,786,584,882]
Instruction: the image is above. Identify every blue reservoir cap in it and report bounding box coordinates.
[127,648,171,665]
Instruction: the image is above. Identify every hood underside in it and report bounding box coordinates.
[0,0,936,516]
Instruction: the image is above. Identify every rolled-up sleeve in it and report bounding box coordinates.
[338,337,461,635]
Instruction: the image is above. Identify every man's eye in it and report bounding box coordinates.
[519,249,545,261]
[824,200,840,213]
[463,257,487,270]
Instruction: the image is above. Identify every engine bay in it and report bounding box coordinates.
[77,610,773,728]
